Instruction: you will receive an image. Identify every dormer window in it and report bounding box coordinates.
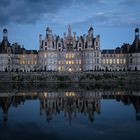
[45,42,47,46]
[58,43,61,47]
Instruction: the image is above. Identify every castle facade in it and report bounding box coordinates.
[0,26,140,72]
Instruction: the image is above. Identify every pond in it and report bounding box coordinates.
[0,83,140,140]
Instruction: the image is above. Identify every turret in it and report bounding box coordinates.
[135,28,139,50]
[3,29,8,41]
[68,25,72,44]
[39,34,42,50]
[68,25,72,39]
[135,28,139,40]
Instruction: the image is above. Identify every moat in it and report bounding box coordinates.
[0,83,140,140]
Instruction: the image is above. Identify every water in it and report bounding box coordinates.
[0,83,140,140]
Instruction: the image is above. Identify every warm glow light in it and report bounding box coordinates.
[113,59,115,64]
[123,59,126,64]
[66,54,68,58]
[69,60,71,64]
[58,66,61,71]
[117,59,119,64]
[106,59,108,64]
[68,68,72,72]
[66,60,68,64]
[109,59,112,64]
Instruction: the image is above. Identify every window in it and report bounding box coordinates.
[69,60,71,64]
[109,59,112,64]
[72,54,74,58]
[58,43,61,47]
[72,60,74,64]
[79,60,81,64]
[113,59,115,64]
[117,59,119,64]
[123,59,126,64]
[66,60,68,64]
[106,59,108,64]
[45,42,47,46]
[102,59,105,64]
[120,59,122,64]
[66,54,68,58]
[130,59,132,63]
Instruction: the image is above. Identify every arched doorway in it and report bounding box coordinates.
[68,68,72,72]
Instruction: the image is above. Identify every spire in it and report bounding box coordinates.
[68,25,72,41]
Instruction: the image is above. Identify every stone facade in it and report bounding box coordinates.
[0,27,140,72]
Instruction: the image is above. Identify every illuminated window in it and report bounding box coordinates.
[69,54,71,58]
[76,60,78,64]
[58,61,61,65]
[123,59,126,64]
[72,60,74,64]
[109,59,112,64]
[66,54,68,58]
[44,53,47,58]
[113,59,115,64]
[117,59,119,64]
[69,60,71,64]
[72,54,74,58]
[102,59,105,64]
[66,60,68,64]
[58,66,61,71]
[106,59,108,64]
[120,59,122,64]
[79,60,81,64]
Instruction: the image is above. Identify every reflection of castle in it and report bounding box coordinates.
[39,92,101,123]
[0,91,140,122]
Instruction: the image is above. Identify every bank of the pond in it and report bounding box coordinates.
[0,72,140,85]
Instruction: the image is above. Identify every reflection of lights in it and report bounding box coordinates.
[65,92,75,97]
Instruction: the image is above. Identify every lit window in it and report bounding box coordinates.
[72,60,74,64]
[79,60,81,64]
[120,59,122,64]
[76,60,78,64]
[58,66,61,71]
[113,59,115,64]
[109,59,112,64]
[117,59,119,64]
[123,59,126,64]
[103,59,105,64]
[58,61,61,65]
[106,59,108,64]
[66,60,68,64]
[66,54,68,58]
[69,60,71,64]
[72,54,74,58]
[44,53,47,58]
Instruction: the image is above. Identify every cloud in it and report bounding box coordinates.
[121,0,140,6]
[0,0,139,28]
[72,11,140,28]
[0,0,103,26]
[0,0,71,25]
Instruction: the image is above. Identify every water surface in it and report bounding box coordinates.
[0,83,140,140]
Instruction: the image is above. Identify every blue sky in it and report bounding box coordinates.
[0,0,140,50]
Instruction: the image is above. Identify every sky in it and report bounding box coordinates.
[0,0,140,50]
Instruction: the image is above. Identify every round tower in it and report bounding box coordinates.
[135,28,139,40]
[3,28,8,40]
[39,34,42,50]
